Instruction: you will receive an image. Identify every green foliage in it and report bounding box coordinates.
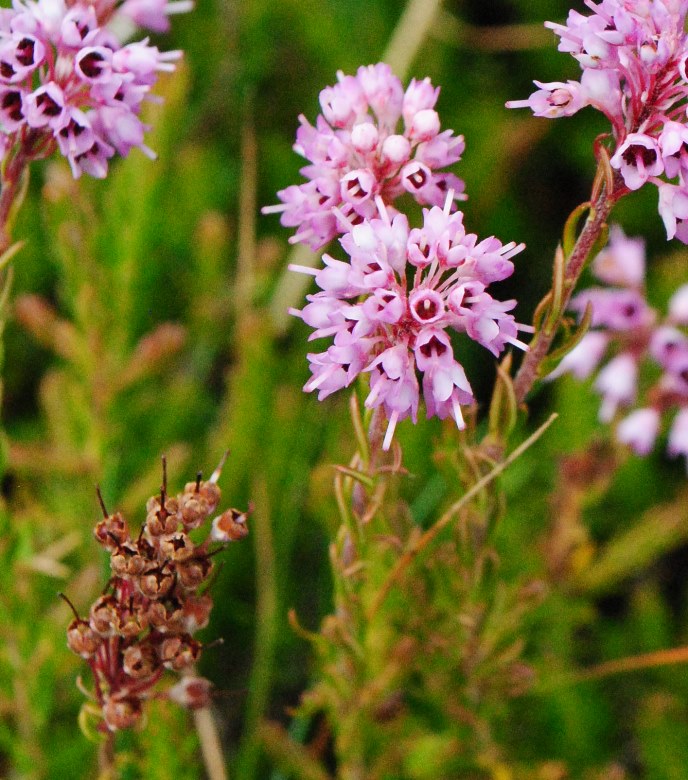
[2,0,688,778]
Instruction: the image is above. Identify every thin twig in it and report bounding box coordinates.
[367,413,558,620]
[580,645,688,681]
[194,706,228,780]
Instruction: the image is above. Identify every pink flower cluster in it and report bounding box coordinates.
[290,195,529,449]
[263,63,466,250]
[0,0,185,179]
[550,224,688,467]
[507,0,688,242]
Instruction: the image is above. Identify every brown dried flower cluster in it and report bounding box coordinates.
[65,455,249,732]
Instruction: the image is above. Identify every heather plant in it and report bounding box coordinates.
[4,0,688,779]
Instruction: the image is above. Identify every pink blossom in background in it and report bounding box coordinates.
[263,63,466,250]
[507,0,688,243]
[550,223,688,469]
[289,194,529,450]
[0,0,187,179]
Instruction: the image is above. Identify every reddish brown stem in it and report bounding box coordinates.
[512,172,623,405]
[0,147,28,254]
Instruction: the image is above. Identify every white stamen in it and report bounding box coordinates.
[289,229,314,245]
[167,0,194,14]
[506,336,530,352]
[382,410,399,451]
[288,263,318,276]
[261,203,288,214]
[140,144,157,160]
[304,365,338,392]
[443,188,455,215]
[452,396,466,430]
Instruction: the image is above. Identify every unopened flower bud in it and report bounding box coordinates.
[380,134,411,165]
[350,122,379,154]
[408,108,440,141]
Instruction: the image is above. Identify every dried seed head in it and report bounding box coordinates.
[168,676,212,710]
[138,564,175,600]
[211,508,249,542]
[159,532,195,562]
[182,593,213,634]
[183,478,221,509]
[103,696,143,731]
[111,544,147,578]
[176,556,213,591]
[94,512,128,551]
[89,595,119,636]
[67,619,101,658]
[116,605,149,638]
[145,505,179,537]
[122,643,159,679]
[178,494,209,530]
[159,634,201,671]
[147,599,185,633]
[136,536,157,561]
[199,481,221,513]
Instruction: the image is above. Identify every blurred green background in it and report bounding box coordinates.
[2,0,688,777]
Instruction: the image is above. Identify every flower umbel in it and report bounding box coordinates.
[290,194,529,450]
[66,455,249,732]
[263,63,466,250]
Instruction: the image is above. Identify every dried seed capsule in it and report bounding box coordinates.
[159,634,201,671]
[89,595,119,636]
[122,643,159,679]
[103,696,142,731]
[138,564,175,600]
[182,594,213,634]
[176,556,212,590]
[148,599,185,633]
[116,606,149,639]
[145,507,179,537]
[94,512,129,551]
[159,532,195,562]
[198,482,221,513]
[168,676,212,710]
[67,619,101,658]
[178,494,208,530]
[111,543,147,578]
[211,509,249,542]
